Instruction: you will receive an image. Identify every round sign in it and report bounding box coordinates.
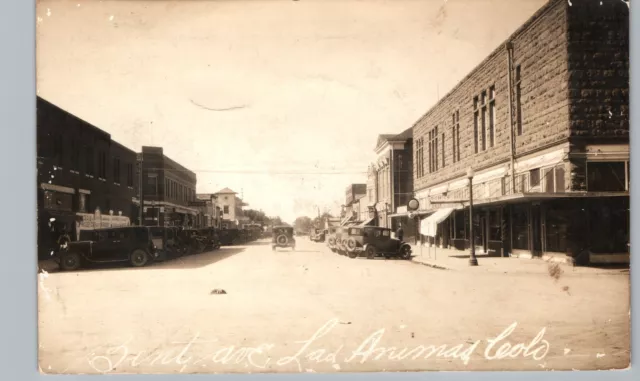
[407,198,420,211]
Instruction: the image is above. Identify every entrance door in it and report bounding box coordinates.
[531,204,543,256]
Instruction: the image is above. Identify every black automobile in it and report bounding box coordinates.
[344,226,412,260]
[56,226,159,271]
[177,228,207,254]
[272,225,296,251]
[149,226,186,260]
[198,228,222,251]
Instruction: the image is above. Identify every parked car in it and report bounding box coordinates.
[177,228,207,254]
[56,226,159,271]
[344,226,412,259]
[198,228,222,251]
[272,225,296,251]
[149,226,185,260]
[326,226,346,253]
[310,228,326,243]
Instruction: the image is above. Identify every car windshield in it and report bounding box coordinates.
[348,228,361,235]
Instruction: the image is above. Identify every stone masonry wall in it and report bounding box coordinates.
[567,0,629,139]
[413,0,570,192]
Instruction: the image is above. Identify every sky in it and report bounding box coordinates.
[36,0,546,223]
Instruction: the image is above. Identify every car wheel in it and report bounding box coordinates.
[348,251,357,259]
[400,245,412,259]
[60,252,81,271]
[130,249,150,267]
[366,246,376,259]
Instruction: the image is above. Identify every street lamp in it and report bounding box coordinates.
[467,167,478,266]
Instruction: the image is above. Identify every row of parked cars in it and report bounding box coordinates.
[55,225,264,271]
[324,225,412,260]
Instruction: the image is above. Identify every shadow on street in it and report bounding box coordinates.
[65,247,245,273]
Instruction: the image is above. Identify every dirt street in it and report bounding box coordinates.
[38,238,630,374]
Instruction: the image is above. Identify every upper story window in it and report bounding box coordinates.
[113,157,121,184]
[452,111,460,163]
[98,151,107,179]
[587,162,628,192]
[85,146,94,176]
[416,138,425,178]
[428,126,439,173]
[474,86,495,153]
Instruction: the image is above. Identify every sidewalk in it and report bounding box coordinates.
[408,243,627,276]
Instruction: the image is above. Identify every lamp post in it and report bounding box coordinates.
[467,167,478,266]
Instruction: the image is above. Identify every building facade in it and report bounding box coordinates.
[411,0,629,264]
[369,128,414,238]
[214,188,248,228]
[36,97,138,259]
[196,193,222,228]
[139,146,200,227]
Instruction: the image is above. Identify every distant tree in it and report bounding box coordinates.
[294,216,314,233]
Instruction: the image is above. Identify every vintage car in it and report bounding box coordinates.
[197,228,222,251]
[176,228,208,254]
[218,228,241,246]
[56,226,159,271]
[326,226,346,253]
[272,225,296,251]
[310,228,326,243]
[344,226,412,259]
[149,226,185,260]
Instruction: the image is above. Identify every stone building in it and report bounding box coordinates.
[411,0,629,264]
[36,97,138,259]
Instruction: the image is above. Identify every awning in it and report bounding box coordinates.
[359,218,375,227]
[420,208,455,237]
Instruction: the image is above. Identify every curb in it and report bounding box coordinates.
[410,258,450,271]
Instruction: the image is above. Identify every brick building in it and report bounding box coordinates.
[411,0,629,264]
[139,146,201,227]
[36,97,138,259]
[369,127,415,238]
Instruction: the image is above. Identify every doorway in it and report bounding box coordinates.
[531,204,543,256]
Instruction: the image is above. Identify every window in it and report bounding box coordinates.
[545,202,571,253]
[542,165,566,193]
[441,132,445,168]
[452,111,461,163]
[488,209,501,241]
[428,126,439,173]
[416,137,425,178]
[515,65,523,136]
[587,162,627,192]
[529,168,540,188]
[223,205,230,214]
[473,97,479,153]
[489,85,495,148]
[85,146,94,175]
[127,163,134,187]
[98,151,107,179]
[512,205,530,250]
[481,91,487,151]
[113,157,121,184]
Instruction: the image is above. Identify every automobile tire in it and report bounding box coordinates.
[130,249,150,267]
[400,244,412,259]
[348,251,358,259]
[347,238,357,251]
[276,235,288,245]
[60,252,81,271]
[366,245,376,259]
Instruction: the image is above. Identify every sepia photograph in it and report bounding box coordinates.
[35,0,630,374]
